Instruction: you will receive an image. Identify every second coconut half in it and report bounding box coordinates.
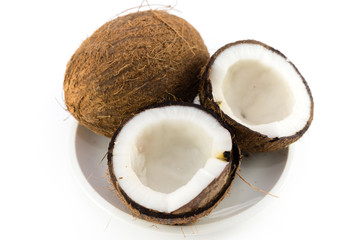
[200,40,314,153]
[107,102,241,225]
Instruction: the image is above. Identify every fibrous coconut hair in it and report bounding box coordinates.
[64,10,209,137]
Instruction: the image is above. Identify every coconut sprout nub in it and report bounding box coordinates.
[200,40,314,152]
[107,103,240,225]
[64,10,209,137]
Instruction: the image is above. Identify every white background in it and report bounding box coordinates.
[1,0,359,239]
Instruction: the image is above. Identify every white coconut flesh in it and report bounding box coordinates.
[111,105,232,213]
[209,43,312,138]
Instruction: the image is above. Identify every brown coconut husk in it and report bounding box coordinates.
[107,102,241,225]
[199,40,314,153]
[64,10,209,137]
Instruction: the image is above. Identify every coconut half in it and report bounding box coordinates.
[107,102,240,225]
[200,40,314,152]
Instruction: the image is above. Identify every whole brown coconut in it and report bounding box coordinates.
[64,10,209,137]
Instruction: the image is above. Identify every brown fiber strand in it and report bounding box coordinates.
[118,3,172,16]
[189,221,198,234]
[181,226,186,238]
[236,172,279,198]
[104,207,116,232]
[86,153,107,181]
[100,152,107,163]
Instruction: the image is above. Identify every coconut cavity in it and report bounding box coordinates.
[222,59,295,126]
[200,40,313,152]
[64,10,209,137]
[133,120,212,193]
[108,103,240,224]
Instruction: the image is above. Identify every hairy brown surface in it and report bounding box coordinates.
[64,10,209,137]
[107,102,241,225]
[199,40,314,153]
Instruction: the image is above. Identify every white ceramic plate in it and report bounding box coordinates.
[69,121,294,235]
